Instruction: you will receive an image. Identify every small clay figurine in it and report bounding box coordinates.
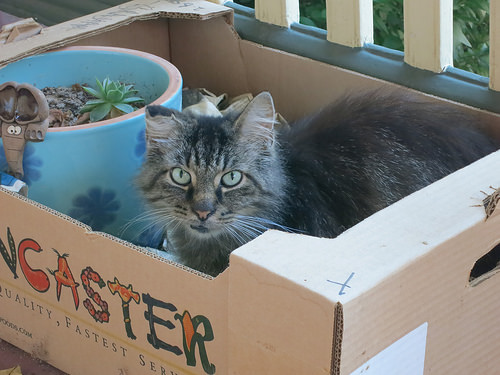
[0,81,49,179]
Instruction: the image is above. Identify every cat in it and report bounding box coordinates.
[136,90,498,276]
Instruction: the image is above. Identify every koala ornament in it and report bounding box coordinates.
[0,81,49,179]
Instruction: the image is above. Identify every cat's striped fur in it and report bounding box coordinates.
[137,91,498,275]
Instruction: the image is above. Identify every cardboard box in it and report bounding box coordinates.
[1,1,500,374]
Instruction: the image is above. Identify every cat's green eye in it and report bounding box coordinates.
[171,167,191,186]
[221,170,243,188]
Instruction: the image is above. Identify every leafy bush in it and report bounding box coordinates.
[233,0,490,76]
[299,0,326,29]
[373,0,404,50]
[453,0,489,76]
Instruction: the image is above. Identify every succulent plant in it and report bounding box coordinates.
[80,78,145,122]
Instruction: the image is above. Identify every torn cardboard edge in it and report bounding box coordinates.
[469,267,500,287]
[0,0,233,68]
[0,18,42,44]
[468,241,500,287]
[481,186,500,220]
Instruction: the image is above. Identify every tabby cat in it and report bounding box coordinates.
[137,90,498,275]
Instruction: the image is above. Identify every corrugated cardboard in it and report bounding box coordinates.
[1,1,500,374]
[229,150,500,374]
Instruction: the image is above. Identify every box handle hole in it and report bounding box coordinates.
[469,243,500,286]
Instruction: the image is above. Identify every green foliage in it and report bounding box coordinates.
[80,78,145,122]
[299,0,326,29]
[234,0,254,7]
[373,0,404,51]
[453,0,489,76]
[372,0,490,76]
[233,0,490,76]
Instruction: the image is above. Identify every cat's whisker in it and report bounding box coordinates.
[223,217,272,245]
[234,222,263,238]
[119,216,155,240]
[123,207,169,227]
[168,217,185,235]
[119,207,179,245]
[223,225,248,246]
[227,227,258,246]
[234,218,268,232]
[231,220,266,238]
[235,215,300,234]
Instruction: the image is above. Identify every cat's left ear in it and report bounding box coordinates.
[234,92,276,147]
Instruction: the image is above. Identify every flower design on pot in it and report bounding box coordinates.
[0,143,43,185]
[69,187,121,231]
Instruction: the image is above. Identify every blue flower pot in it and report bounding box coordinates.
[0,46,182,246]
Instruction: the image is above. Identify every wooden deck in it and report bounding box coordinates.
[0,339,66,374]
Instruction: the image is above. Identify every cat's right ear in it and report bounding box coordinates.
[144,105,183,146]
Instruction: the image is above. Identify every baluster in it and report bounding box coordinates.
[404,0,453,73]
[255,0,300,27]
[326,0,373,47]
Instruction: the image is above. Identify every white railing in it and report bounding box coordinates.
[225,0,499,91]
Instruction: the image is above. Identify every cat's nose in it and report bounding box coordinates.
[193,201,216,221]
[195,210,214,221]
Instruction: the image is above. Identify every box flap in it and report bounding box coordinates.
[0,0,232,68]
[231,150,500,305]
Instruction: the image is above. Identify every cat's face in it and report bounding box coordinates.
[137,92,287,249]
